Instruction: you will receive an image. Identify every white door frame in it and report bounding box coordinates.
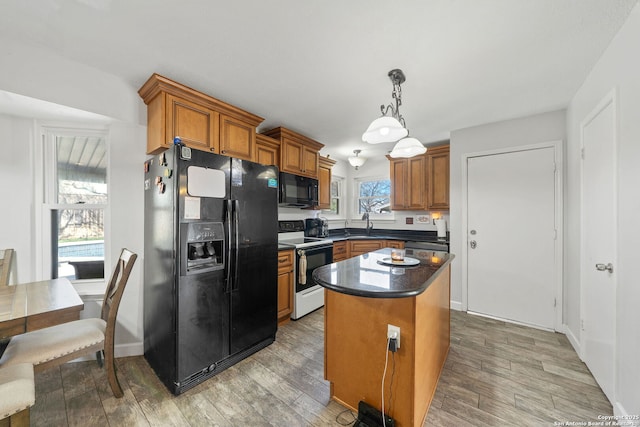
[579,89,618,386]
[460,140,564,331]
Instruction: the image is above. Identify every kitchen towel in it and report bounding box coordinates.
[298,250,307,285]
[435,219,447,238]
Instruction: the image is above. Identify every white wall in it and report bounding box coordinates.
[449,110,566,308]
[0,38,146,355]
[566,2,640,417]
[107,121,147,353]
[0,38,141,125]
[0,115,35,284]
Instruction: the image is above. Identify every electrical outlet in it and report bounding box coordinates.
[387,324,400,349]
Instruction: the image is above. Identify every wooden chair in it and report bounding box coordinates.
[0,248,137,398]
[0,363,34,427]
[0,249,14,287]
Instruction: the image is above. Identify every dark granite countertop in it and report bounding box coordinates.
[312,247,454,298]
[327,228,449,244]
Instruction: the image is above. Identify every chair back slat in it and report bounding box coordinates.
[0,249,14,287]
[101,249,137,324]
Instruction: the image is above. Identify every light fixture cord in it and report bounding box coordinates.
[380,78,405,127]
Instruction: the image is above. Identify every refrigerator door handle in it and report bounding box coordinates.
[225,199,233,293]
[232,199,240,291]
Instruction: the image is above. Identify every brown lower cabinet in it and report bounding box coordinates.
[277,249,294,325]
[349,240,385,257]
[386,240,405,249]
[332,241,348,262]
[333,240,405,261]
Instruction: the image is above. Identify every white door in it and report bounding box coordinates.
[581,95,616,402]
[467,147,557,330]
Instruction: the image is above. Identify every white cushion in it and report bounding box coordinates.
[0,318,106,368]
[0,362,34,418]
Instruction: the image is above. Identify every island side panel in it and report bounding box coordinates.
[324,289,416,426]
[413,264,451,427]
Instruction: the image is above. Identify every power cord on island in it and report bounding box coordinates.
[336,335,398,427]
[335,408,357,426]
[381,334,398,427]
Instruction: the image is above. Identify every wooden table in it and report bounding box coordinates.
[0,278,84,339]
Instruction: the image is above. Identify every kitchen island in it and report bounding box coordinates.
[312,248,454,427]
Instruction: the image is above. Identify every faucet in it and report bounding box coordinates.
[361,212,374,236]
[344,219,350,237]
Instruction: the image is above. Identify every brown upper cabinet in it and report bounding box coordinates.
[388,144,450,211]
[426,145,450,210]
[389,155,427,210]
[254,134,280,167]
[317,156,336,210]
[163,94,219,152]
[138,74,263,160]
[262,127,324,179]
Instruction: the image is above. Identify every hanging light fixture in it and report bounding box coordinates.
[362,69,426,158]
[362,69,408,144]
[348,149,367,170]
[389,137,427,158]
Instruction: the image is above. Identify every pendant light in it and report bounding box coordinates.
[388,137,427,158]
[362,116,407,144]
[362,69,426,158]
[362,69,408,144]
[348,149,367,170]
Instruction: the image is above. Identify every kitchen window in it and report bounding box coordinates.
[38,128,109,282]
[355,176,392,216]
[324,176,344,216]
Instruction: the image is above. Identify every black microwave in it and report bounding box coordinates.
[279,172,318,207]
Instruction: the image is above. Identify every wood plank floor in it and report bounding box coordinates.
[31,309,611,426]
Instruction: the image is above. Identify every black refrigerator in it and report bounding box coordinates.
[143,144,278,394]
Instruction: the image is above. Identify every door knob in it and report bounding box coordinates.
[470,240,477,249]
[595,263,614,273]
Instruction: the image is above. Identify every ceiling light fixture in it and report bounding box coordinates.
[348,149,366,170]
[362,69,426,158]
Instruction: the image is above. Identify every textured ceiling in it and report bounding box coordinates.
[0,0,637,160]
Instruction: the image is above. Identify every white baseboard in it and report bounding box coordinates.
[450,300,462,311]
[563,324,582,359]
[614,402,640,426]
[115,342,144,358]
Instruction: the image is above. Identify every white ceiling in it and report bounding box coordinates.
[0,0,637,160]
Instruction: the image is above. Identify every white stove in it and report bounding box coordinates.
[278,221,333,319]
[279,236,333,248]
